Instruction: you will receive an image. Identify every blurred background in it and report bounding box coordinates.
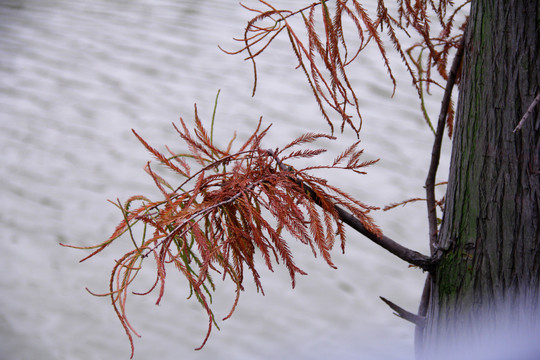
[0,1,455,359]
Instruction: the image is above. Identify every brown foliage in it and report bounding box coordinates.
[64,106,379,357]
[63,1,471,357]
[223,0,469,135]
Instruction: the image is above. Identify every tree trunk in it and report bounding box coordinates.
[420,0,540,357]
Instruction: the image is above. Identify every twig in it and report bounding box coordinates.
[380,296,426,327]
[143,181,261,257]
[425,36,465,253]
[513,93,540,132]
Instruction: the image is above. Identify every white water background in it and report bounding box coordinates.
[0,1,458,359]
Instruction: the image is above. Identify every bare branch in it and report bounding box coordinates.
[268,149,434,270]
[380,296,426,327]
[331,200,434,269]
[425,34,465,253]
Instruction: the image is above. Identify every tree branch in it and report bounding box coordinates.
[267,150,436,270]
[330,200,434,269]
[425,36,465,253]
[380,296,426,327]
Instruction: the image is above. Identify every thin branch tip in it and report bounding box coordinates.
[380,296,426,327]
[425,35,466,252]
[513,93,540,132]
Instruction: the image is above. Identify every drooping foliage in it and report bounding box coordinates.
[224,0,468,134]
[64,103,380,356]
[64,0,471,357]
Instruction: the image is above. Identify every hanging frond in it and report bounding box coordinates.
[64,105,379,357]
[223,0,469,136]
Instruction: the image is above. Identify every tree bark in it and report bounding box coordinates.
[419,0,540,357]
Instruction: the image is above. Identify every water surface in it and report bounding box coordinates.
[0,1,454,359]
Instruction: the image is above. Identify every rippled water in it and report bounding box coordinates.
[0,1,454,359]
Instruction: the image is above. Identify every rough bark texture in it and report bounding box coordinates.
[420,0,540,357]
